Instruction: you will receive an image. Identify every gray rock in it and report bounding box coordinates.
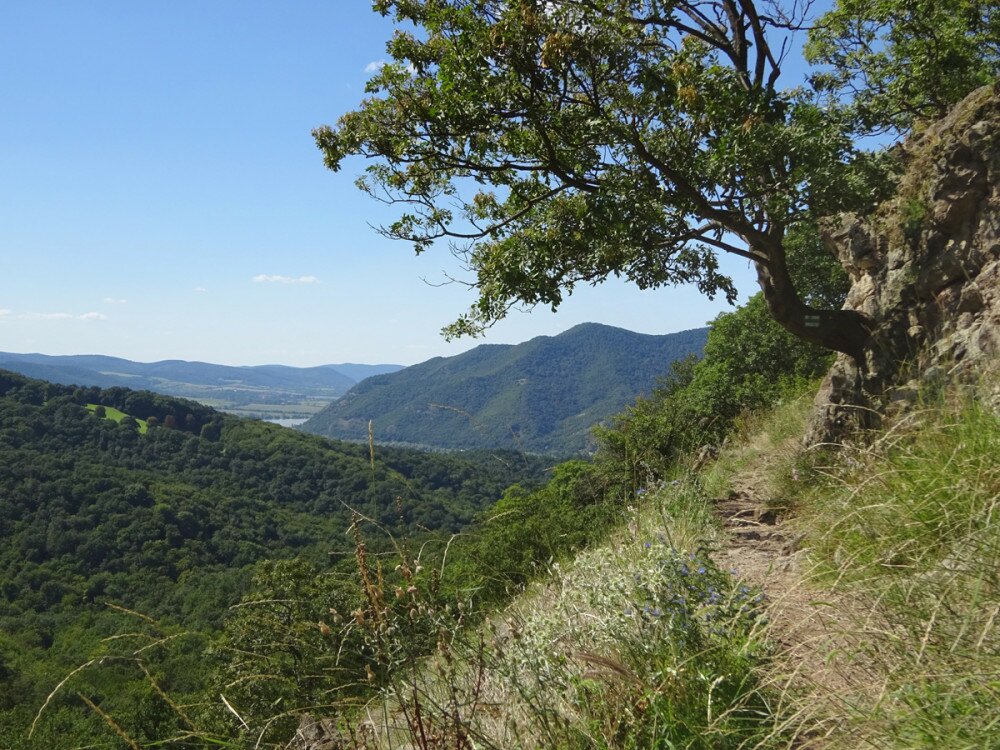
[806,82,1000,445]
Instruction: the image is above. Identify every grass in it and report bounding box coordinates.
[700,387,817,508]
[345,479,783,750]
[86,403,148,433]
[786,394,1000,747]
[656,382,1000,749]
[64,381,999,749]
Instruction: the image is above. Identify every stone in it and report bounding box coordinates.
[935,284,962,313]
[806,82,1000,444]
[957,284,985,313]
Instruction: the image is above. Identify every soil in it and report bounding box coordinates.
[711,488,880,747]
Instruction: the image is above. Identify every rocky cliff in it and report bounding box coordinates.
[809,82,1000,443]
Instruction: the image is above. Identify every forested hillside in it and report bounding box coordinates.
[0,369,547,745]
[302,323,708,453]
[0,368,546,623]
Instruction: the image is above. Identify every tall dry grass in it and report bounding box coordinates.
[781,391,1000,748]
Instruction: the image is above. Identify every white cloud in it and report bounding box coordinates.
[252,274,320,284]
[194,287,208,293]
[103,297,128,304]
[18,311,107,321]
[0,309,10,317]
[21,312,74,320]
[365,59,416,76]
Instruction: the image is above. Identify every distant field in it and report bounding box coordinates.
[206,398,332,421]
[0,354,381,421]
[86,403,149,434]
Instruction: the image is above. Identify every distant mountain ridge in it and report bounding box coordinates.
[301,323,708,454]
[0,352,404,418]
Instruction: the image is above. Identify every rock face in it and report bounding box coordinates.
[807,82,1000,444]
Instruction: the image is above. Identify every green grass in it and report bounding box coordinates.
[86,403,148,433]
[68,380,998,749]
[699,387,817,506]
[779,392,1000,748]
[803,399,999,579]
[660,382,1000,748]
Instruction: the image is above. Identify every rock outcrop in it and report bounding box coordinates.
[807,82,1000,444]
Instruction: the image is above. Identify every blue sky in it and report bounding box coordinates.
[0,1,776,366]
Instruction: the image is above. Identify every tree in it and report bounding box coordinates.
[807,0,1000,134]
[317,0,890,360]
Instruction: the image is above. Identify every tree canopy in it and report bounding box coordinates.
[317,0,995,361]
[807,0,1000,134]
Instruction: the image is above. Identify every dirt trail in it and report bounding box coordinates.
[711,488,878,746]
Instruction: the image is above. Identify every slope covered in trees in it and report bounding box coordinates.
[22,243,847,749]
[302,323,708,453]
[0,368,548,745]
[0,369,546,625]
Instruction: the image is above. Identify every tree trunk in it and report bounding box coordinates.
[753,248,873,363]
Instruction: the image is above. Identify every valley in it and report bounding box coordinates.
[0,367,551,746]
[2,1,997,747]
[0,353,404,422]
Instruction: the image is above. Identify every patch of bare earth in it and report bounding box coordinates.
[711,486,882,747]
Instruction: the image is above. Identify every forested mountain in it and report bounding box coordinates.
[302,323,708,453]
[0,352,404,419]
[0,368,548,742]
